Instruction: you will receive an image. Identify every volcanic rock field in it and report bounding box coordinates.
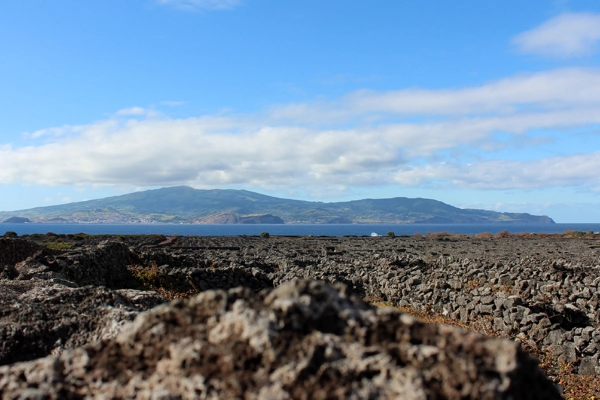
[2,232,599,398]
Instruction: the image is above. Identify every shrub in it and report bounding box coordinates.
[494,230,512,238]
[133,265,162,287]
[73,233,88,241]
[563,230,587,238]
[426,231,453,238]
[45,241,72,250]
[513,232,534,238]
[3,231,18,238]
[386,231,395,237]
[475,232,493,239]
[260,232,270,239]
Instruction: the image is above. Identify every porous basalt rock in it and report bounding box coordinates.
[0,238,45,269]
[0,280,560,399]
[151,235,600,377]
[0,279,166,366]
[0,239,166,365]
[16,240,138,287]
[3,233,600,384]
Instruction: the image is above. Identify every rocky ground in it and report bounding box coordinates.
[2,231,598,398]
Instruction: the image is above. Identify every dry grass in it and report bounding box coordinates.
[426,231,454,238]
[494,230,512,238]
[475,232,494,239]
[489,283,514,295]
[44,241,73,250]
[563,230,597,239]
[465,279,481,291]
[129,263,197,301]
[461,278,513,295]
[559,374,600,399]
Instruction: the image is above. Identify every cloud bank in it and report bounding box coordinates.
[2,66,600,195]
[513,12,600,57]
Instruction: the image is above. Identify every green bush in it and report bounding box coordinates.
[45,241,72,250]
[386,231,395,237]
[73,233,88,241]
[260,232,270,239]
[3,231,18,238]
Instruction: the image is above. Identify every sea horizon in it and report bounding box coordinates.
[2,222,600,237]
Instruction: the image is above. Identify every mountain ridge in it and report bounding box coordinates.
[0,186,555,224]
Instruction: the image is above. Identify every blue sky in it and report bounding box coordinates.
[1,0,600,222]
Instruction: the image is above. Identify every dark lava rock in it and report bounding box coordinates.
[0,238,45,268]
[0,279,166,366]
[0,280,560,399]
[0,239,166,366]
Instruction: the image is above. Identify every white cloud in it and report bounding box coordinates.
[116,107,147,116]
[2,67,600,194]
[513,12,600,57]
[156,0,241,11]
[27,125,74,139]
[0,117,401,188]
[270,68,600,121]
[393,153,600,190]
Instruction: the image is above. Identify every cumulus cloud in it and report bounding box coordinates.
[513,12,600,57]
[2,68,600,194]
[270,68,600,122]
[393,153,600,190]
[156,0,241,11]
[0,116,401,188]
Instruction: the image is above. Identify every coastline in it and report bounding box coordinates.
[1,222,598,237]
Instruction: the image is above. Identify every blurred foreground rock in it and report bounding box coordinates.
[0,239,166,366]
[0,280,560,399]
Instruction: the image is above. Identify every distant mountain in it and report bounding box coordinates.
[1,216,31,224]
[0,186,555,224]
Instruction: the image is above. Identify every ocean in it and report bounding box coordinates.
[1,223,600,237]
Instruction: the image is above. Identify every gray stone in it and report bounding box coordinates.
[475,304,495,315]
[499,275,513,286]
[579,357,598,375]
[544,329,564,346]
[503,296,524,309]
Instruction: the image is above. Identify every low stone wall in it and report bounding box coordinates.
[3,234,600,377]
[165,235,600,375]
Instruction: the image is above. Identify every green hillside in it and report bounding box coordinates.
[0,186,555,224]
